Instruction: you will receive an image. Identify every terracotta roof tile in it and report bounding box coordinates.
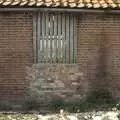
[0,0,120,8]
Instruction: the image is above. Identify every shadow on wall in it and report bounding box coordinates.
[86,71,116,110]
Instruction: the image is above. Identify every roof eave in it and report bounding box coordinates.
[0,7,120,13]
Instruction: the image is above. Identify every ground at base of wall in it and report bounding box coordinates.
[0,110,120,120]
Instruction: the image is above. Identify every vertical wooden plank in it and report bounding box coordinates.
[39,13,43,63]
[52,15,55,63]
[42,12,46,63]
[33,12,37,63]
[49,14,54,63]
[58,14,61,63]
[73,15,77,63]
[37,12,41,63]
[66,14,70,63]
[70,14,74,63]
[60,14,63,63]
[61,14,66,63]
[64,15,67,63]
[54,14,58,63]
[43,13,46,63]
[45,13,49,63]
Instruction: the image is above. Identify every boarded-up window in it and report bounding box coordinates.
[33,12,77,63]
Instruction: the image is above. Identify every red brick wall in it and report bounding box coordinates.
[0,11,120,102]
[104,14,120,100]
[77,13,103,93]
[77,13,120,100]
[0,12,33,101]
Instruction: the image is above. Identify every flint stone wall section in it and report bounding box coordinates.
[26,64,90,102]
